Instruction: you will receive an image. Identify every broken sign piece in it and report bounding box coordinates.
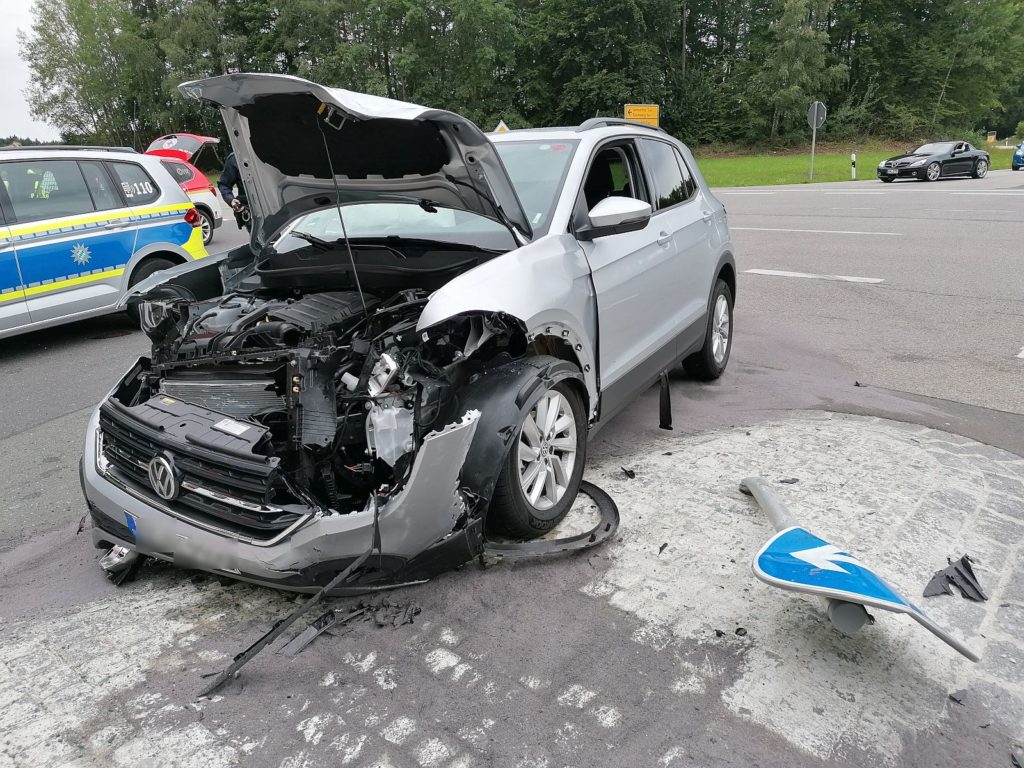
[923,555,987,602]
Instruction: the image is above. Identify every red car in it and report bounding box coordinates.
[145,134,223,245]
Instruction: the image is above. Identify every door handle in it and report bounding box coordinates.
[701,210,713,223]
[657,231,671,246]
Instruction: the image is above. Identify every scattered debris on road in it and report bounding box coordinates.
[359,595,422,628]
[279,608,356,657]
[778,477,799,484]
[99,545,145,586]
[735,627,748,636]
[948,693,964,706]
[923,555,987,602]
[621,467,636,479]
[658,542,668,555]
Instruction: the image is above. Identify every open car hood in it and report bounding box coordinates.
[178,73,532,249]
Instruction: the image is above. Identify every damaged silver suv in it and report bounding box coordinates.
[81,74,735,592]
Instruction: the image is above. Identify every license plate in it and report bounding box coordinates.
[887,168,897,175]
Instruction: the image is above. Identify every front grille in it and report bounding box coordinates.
[99,407,304,541]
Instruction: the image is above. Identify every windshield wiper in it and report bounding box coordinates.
[289,230,334,250]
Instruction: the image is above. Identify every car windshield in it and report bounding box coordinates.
[913,142,955,155]
[280,202,516,251]
[494,139,578,235]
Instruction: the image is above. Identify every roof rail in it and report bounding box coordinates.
[0,145,138,153]
[576,117,666,134]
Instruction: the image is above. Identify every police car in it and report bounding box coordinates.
[0,146,209,339]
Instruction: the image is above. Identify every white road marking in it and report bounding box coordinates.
[1016,347,1024,359]
[824,191,884,195]
[745,269,884,284]
[732,226,900,236]
[831,206,875,209]
[924,208,1015,214]
[950,191,1024,196]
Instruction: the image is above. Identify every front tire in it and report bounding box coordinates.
[924,162,941,181]
[488,380,587,539]
[971,159,988,179]
[880,176,894,183]
[683,279,733,380]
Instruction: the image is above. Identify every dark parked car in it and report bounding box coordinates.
[877,141,990,182]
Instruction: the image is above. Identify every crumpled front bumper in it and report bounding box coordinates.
[81,405,481,592]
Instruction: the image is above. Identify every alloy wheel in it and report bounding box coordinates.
[200,213,213,244]
[976,160,988,178]
[712,293,731,365]
[517,390,578,511]
[926,162,941,181]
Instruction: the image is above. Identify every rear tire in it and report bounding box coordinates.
[488,380,587,539]
[126,257,176,324]
[683,279,733,381]
[198,209,215,245]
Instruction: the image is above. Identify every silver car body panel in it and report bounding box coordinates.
[179,73,532,248]
[417,232,599,415]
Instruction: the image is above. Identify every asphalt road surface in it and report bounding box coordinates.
[1,171,1022,767]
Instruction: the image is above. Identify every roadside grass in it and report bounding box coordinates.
[695,142,1017,187]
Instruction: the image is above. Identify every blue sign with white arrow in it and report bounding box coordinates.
[754,527,910,612]
[753,526,979,662]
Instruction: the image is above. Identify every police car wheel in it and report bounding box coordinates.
[126,257,176,324]
[198,210,214,245]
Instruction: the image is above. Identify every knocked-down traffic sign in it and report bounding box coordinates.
[743,478,979,662]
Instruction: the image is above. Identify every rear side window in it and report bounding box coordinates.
[78,161,121,211]
[0,159,97,223]
[638,139,693,210]
[160,160,195,186]
[108,162,160,205]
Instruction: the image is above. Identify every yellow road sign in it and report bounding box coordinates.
[624,104,660,127]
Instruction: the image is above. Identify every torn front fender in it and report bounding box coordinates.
[416,233,599,416]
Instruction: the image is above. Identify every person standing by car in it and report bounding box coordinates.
[218,152,250,230]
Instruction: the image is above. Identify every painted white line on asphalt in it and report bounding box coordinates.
[1017,347,1024,359]
[950,191,1024,196]
[732,226,901,236]
[745,269,884,284]
[824,191,885,195]
[925,208,1016,214]
[832,206,875,210]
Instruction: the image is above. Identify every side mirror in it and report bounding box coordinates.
[577,197,652,241]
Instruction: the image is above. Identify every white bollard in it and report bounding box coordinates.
[851,152,857,180]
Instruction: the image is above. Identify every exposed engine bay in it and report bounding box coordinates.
[109,276,526,526]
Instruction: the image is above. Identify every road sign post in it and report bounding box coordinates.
[806,101,827,180]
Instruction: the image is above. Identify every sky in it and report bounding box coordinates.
[1,0,61,140]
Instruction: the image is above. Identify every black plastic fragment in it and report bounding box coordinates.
[923,555,988,602]
[483,481,619,561]
[779,477,799,485]
[659,371,673,430]
[621,467,636,479]
[278,608,358,657]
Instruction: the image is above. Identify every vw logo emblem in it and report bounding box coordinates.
[147,455,179,500]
